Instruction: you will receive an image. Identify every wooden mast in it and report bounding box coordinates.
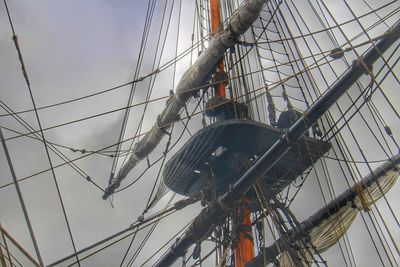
[234,200,255,267]
[210,1,254,266]
[210,0,226,98]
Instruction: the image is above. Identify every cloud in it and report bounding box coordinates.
[1,1,399,266]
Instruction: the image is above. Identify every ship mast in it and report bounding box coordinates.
[210,0,227,98]
[152,20,400,266]
[103,0,268,199]
[209,1,254,266]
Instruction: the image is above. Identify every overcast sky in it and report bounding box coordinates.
[0,0,399,266]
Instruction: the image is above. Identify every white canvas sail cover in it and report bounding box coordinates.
[278,167,399,266]
[104,0,268,198]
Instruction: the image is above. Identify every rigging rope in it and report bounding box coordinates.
[2,1,399,266]
[0,129,43,267]
[47,195,198,267]
[3,0,81,264]
[3,21,396,144]
[302,1,398,264]
[1,35,393,191]
[109,0,158,183]
[0,2,395,123]
[0,101,105,192]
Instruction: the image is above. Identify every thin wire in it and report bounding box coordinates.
[282,0,392,264]
[126,195,176,267]
[1,232,15,267]
[116,0,177,186]
[120,124,175,266]
[57,195,197,267]
[2,43,365,143]
[118,227,139,267]
[318,1,399,263]
[0,129,43,267]
[3,0,80,264]
[109,0,158,180]
[0,43,383,191]
[0,101,105,192]
[65,210,180,267]
[3,19,394,144]
[0,243,21,267]
[0,1,395,123]
[139,218,193,267]
[335,2,400,254]
[115,91,205,195]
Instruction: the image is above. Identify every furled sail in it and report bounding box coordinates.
[247,153,400,266]
[278,207,358,267]
[103,0,268,199]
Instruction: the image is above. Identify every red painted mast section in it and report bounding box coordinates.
[234,199,255,267]
[210,0,226,97]
[210,2,254,265]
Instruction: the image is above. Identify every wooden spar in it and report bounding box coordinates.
[152,21,400,267]
[210,2,253,265]
[246,153,400,266]
[234,200,255,267]
[210,0,222,34]
[210,0,226,97]
[103,0,268,199]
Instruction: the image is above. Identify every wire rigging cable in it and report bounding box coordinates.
[2,1,399,266]
[291,0,400,262]
[2,0,81,265]
[318,3,400,258]
[114,0,180,194]
[0,2,395,123]
[109,0,159,183]
[0,128,43,267]
[0,100,105,192]
[0,36,393,191]
[48,195,198,267]
[2,16,396,145]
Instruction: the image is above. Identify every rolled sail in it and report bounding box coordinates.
[103,0,268,199]
[247,153,400,266]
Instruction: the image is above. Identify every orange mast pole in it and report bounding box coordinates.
[210,0,226,98]
[210,1,253,266]
[234,199,255,267]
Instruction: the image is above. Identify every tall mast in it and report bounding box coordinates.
[103,0,267,199]
[210,1,254,266]
[210,0,226,98]
[152,21,400,266]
